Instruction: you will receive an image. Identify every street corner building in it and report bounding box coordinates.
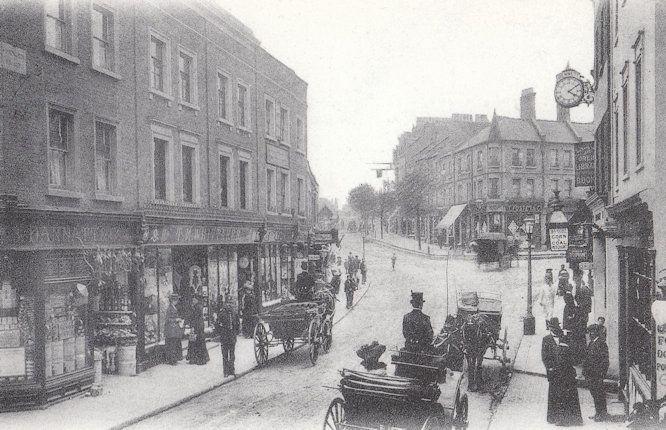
[587,0,666,414]
[0,0,319,410]
[391,90,594,253]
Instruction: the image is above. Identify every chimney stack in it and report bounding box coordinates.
[520,88,536,120]
[557,105,570,122]
[475,114,489,123]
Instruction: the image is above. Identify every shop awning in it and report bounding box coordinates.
[435,204,467,230]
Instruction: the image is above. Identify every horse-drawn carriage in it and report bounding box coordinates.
[253,289,335,366]
[323,349,469,430]
[454,291,509,391]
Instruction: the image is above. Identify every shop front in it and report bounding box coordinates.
[0,208,139,410]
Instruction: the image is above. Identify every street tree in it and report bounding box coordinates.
[375,181,396,239]
[347,183,377,234]
[395,170,434,250]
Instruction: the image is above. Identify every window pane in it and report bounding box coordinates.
[267,169,274,212]
[154,138,167,200]
[265,99,273,135]
[239,161,247,209]
[95,122,114,192]
[182,146,194,202]
[179,53,192,103]
[238,85,246,127]
[220,155,229,207]
[150,37,164,92]
[218,74,228,119]
[636,59,642,165]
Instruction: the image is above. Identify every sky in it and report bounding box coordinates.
[220,0,594,206]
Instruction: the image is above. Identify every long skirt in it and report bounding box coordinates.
[186,337,210,365]
[547,373,583,426]
[165,337,183,364]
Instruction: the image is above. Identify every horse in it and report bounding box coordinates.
[460,313,496,392]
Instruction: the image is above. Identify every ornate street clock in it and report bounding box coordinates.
[554,67,594,108]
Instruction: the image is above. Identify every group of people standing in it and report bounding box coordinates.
[164,293,210,367]
[538,265,610,426]
[341,252,366,309]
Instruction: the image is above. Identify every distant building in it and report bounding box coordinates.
[392,90,594,249]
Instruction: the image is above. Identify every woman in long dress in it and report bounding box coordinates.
[536,269,556,328]
[542,317,583,426]
[186,296,210,365]
[563,292,586,365]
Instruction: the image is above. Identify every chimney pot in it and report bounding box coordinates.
[520,88,536,120]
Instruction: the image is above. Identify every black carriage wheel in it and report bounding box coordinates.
[282,337,295,353]
[253,323,269,366]
[453,394,469,430]
[421,414,445,430]
[308,318,320,365]
[321,320,333,353]
[323,398,345,430]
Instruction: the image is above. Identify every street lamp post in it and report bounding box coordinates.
[524,216,536,336]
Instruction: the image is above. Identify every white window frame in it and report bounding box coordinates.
[216,70,232,124]
[295,116,306,154]
[297,176,306,217]
[238,151,253,211]
[151,123,175,202]
[47,104,77,193]
[526,148,536,167]
[278,105,290,145]
[550,148,559,168]
[264,95,276,140]
[563,149,573,168]
[266,166,277,214]
[93,117,118,196]
[149,30,172,100]
[177,46,198,109]
[179,133,200,204]
[277,169,291,215]
[90,2,120,79]
[43,0,80,64]
[236,80,251,131]
[526,178,535,198]
[218,145,234,209]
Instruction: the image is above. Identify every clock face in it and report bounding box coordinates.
[554,76,584,108]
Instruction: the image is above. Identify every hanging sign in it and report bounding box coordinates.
[656,320,666,398]
[549,228,569,251]
[575,142,595,187]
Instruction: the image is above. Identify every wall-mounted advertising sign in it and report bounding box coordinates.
[549,228,569,251]
[575,142,595,187]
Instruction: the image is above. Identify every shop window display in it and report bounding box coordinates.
[0,278,36,383]
[143,248,172,349]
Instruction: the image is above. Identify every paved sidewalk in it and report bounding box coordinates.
[0,284,370,430]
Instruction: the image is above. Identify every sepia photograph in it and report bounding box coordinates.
[0,0,665,429]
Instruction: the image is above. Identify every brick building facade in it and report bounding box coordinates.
[0,0,318,409]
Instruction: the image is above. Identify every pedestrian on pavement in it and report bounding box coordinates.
[354,255,361,282]
[557,264,571,296]
[360,258,367,284]
[542,317,583,427]
[344,274,355,309]
[583,323,610,422]
[402,291,433,353]
[186,295,210,365]
[391,253,397,271]
[597,316,607,341]
[240,278,256,338]
[563,292,586,364]
[536,268,557,328]
[216,293,240,377]
[343,258,350,276]
[165,293,184,365]
[573,269,592,327]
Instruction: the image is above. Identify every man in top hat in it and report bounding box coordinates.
[216,293,240,377]
[402,292,433,352]
[583,323,610,421]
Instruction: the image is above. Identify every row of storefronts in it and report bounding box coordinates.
[0,203,311,409]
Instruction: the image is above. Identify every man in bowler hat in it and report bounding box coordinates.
[402,291,433,352]
[583,323,610,421]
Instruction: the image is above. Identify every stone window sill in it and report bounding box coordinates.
[44,45,80,65]
[92,64,122,80]
[47,187,83,199]
[94,192,124,203]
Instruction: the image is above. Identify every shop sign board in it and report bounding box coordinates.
[549,227,569,251]
[575,141,595,187]
[505,201,543,213]
[266,144,290,169]
[146,224,257,245]
[566,246,592,263]
[1,42,27,75]
[2,221,135,249]
[657,322,666,398]
[0,347,25,377]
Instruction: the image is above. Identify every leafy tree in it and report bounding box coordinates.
[395,170,434,249]
[376,182,396,239]
[347,183,377,234]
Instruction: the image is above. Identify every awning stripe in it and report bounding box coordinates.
[435,204,467,230]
